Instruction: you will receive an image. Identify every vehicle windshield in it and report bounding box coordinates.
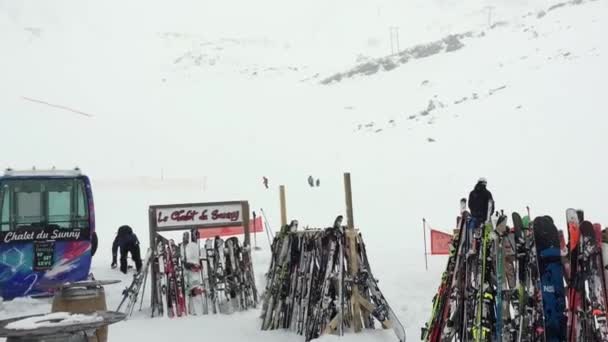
[0,178,89,231]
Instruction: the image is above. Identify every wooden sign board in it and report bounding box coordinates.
[148,200,250,316]
[154,203,243,229]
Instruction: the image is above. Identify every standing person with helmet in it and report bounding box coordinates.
[468,177,494,226]
[111,225,143,274]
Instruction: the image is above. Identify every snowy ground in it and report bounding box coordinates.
[0,0,607,340]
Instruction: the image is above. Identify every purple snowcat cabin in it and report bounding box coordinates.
[0,168,96,300]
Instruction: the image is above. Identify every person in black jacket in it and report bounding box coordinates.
[111,225,142,274]
[468,177,494,224]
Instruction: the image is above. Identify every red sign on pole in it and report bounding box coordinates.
[198,216,263,239]
[430,229,453,255]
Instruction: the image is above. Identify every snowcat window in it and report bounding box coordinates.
[16,191,42,225]
[1,188,9,232]
[0,179,89,231]
[75,181,87,221]
[48,188,71,228]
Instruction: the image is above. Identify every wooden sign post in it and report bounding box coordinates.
[344,173,365,332]
[326,172,392,334]
[280,185,287,227]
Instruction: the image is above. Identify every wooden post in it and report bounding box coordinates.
[148,208,157,315]
[325,173,392,336]
[343,172,363,331]
[243,201,251,247]
[280,185,287,227]
[344,173,354,230]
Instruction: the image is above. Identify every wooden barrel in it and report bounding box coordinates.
[51,286,107,342]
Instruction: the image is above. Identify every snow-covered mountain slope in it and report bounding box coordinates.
[0,0,606,340]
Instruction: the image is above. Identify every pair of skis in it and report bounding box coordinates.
[566,208,608,341]
[161,238,187,318]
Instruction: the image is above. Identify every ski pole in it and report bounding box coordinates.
[260,208,275,246]
[138,264,149,311]
[260,208,275,237]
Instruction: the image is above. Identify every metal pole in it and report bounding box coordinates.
[423,218,429,271]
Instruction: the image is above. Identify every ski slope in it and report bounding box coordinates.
[0,0,607,340]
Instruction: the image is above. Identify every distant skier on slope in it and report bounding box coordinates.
[111,225,143,274]
[468,177,494,224]
[262,176,269,189]
[307,175,314,187]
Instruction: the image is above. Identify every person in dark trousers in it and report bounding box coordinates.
[111,225,142,274]
[468,177,494,224]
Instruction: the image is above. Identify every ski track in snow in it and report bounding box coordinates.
[0,0,607,340]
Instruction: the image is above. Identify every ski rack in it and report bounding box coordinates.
[261,173,406,341]
[148,200,251,315]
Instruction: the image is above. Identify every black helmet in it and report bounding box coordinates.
[118,225,133,236]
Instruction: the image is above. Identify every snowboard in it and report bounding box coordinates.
[533,216,567,342]
[181,231,206,315]
[205,238,220,314]
[494,214,508,342]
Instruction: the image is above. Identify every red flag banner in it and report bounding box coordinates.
[198,217,263,239]
[430,229,453,255]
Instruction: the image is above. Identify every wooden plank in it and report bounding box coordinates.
[325,313,342,334]
[346,229,363,332]
[344,173,355,230]
[280,185,287,226]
